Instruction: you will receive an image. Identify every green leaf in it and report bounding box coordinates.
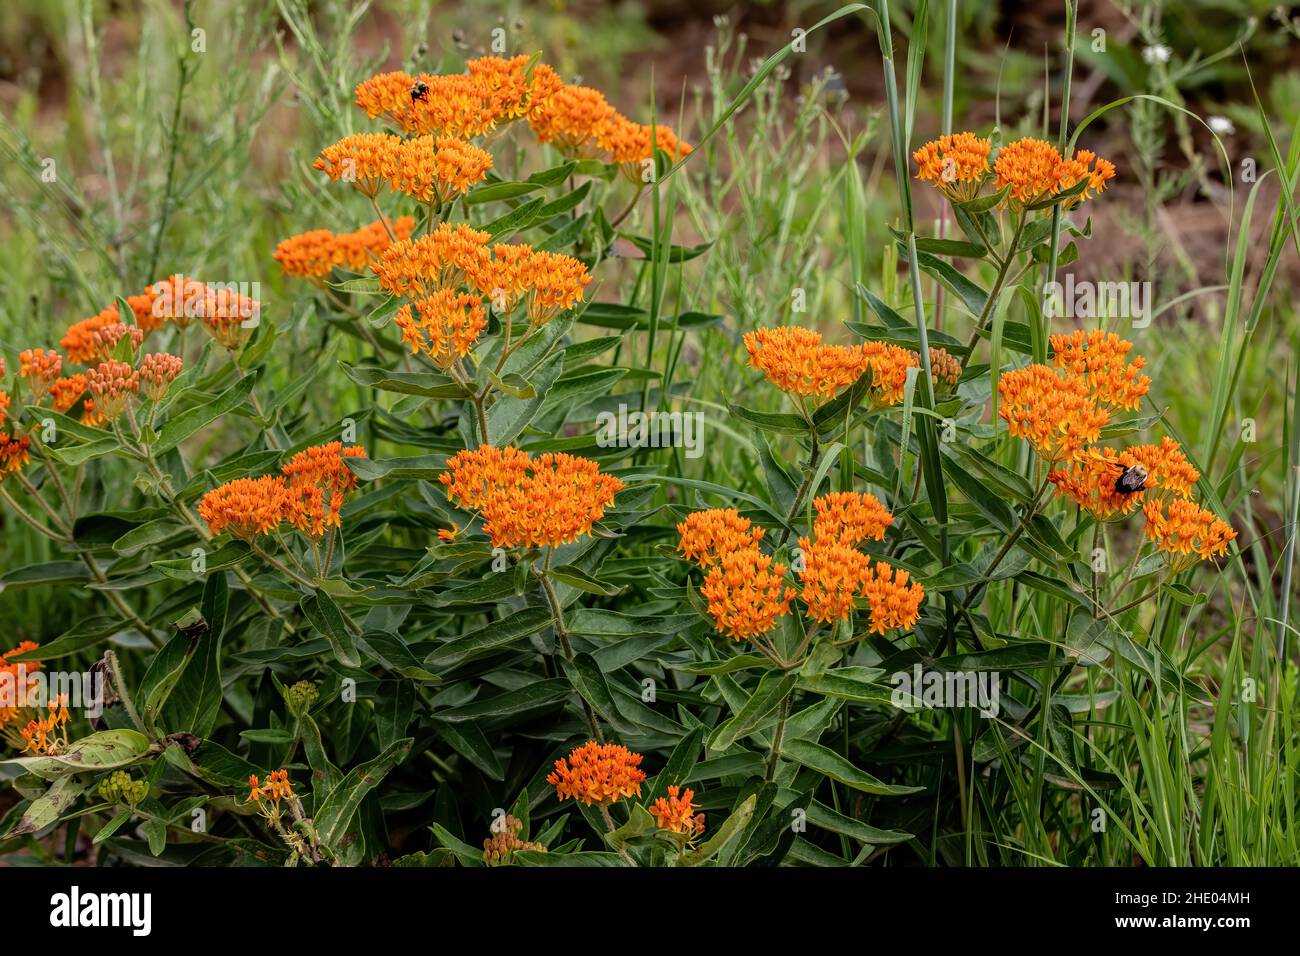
[727,403,809,435]
[300,592,361,668]
[676,794,756,866]
[435,680,571,722]
[340,362,467,399]
[2,730,151,780]
[781,739,922,795]
[549,564,624,596]
[560,653,639,735]
[314,738,413,852]
[9,776,87,836]
[466,181,542,204]
[709,670,798,752]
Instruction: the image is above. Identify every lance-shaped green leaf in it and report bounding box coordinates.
[2,730,151,780]
[154,372,259,454]
[314,738,413,851]
[781,739,922,795]
[708,671,798,752]
[300,592,361,668]
[676,794,756,866]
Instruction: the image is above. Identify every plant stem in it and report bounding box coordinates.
[538,565,604,743]
[599,804,636,867]
[776,435,821,549]
[765,694,792,782]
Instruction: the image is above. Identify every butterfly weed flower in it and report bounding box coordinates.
[912,131,992,201]
[1142,498,1236,570]
[995,137,1116,207]
[372,223,493,299]
[598,115,693,181]
[0,641,42,746]
[313,132,402,198]
[1048,449,1144,520]
[18,349,62,399]
[800,537,873,623]
[1121,437,1198,498]
[700,546,796,641]
[1057,148,1117,205]
[0,433,30,479]
[547,741,646,806]
[49,375,88,413]
[199,476,290,539]
[334,215,415,271]
[520,250,592,326]
[274,216,417,282]
[85,359,140,418]
[649,785,705,838]
[863,340,920,407]
[393,290,488,368]
[927,346,962,391]
[280,442,367,539]
[676,508,766,566]
[528,84,619,157]
[137,353,183,401]
[1049,329,1150,411]
[20,700,70,756]
[388,135,494,205]
[467,55,564,125]
[811,491,894,547]
[482,814,546,865]
[997,363,1110,463]
[859,560,926,635]
[743,326,869,401]
[441,447,623,550]
[89,322,145,362]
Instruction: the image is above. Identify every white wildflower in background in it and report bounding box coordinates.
[1142,44,1172,65]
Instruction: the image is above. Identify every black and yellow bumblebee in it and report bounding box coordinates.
[410,80,430,103]
[1113,463,1149,495]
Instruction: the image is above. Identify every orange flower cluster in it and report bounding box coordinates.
[482,814,545,864]
[280,442,367,539]
[1048,438,1199,520]
[389,135,494,204]
[1142,498,1237,567]
[248,769,294,804]
[18,349,62,399]
[797,492,922,632]
[146,274,262,347]
[0,641,41,739]
[649,785,705,837]
[0,433,30,479]
[547,741,646,806]
[811,491,894,546]
[60,293,158,362]
[928,346,962,389]
[199,476,289,539]
[700,547,797,641]
[599,116,694,173]
[995,136,1116,205]
[89,322,144,362]
[200,444,366,540]
[85,359,140,418]
[355,56,562,139]
[913,132,993,200]
[1050,329,1150,411]
[137,353,183,401]
[20,701,70,756]
[997,363,1110,463]
[440,445,622,550]
[313,132,401,198]
[273,216,416,280]
[372,223,493,299]
[744,326,869,400]
[676,508,765,566]
[862,340,921,406]
[529,84,618,156]
[394,290,488,368]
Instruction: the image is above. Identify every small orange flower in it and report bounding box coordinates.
[467,55,563,125]
[1049,329,1150,411]
[811,491,894,547]
[437,523,459,543]
[388,136,493,204]
[676,508,765,566]
[333,216,416,272]
[272,228,341,280]
[994,136,1066,203]
[1142,498,1236,567]
[547,741,646,806]
[1057,148,1117,203]
[0,433,31,479]
[393,290,488,367]
[248,769,294,804]
[598,114,693,173]
[90,322,145,362]
[743,326,870,400]
[20,700,70,756]
[1122,437,1198,498]
[859,560,926,634]
[371,223,494,299]
[913,132,992,200]
[440,446,623,550]
[199,476,290,538]
[649,785,705,837]
[862,341,920,406]
[700,546,796,641]
[528,84,619,157]
[519,250,592,326]
[49,375,89,413]
[137,353,183,401]
[997,363,1110,462]
[85,359,140,418]
[18,349,62,399]
[928,346,962,390]
[800,537,872,623]
[313,132,402,198]
[1048,449,1141,520]
[280,442,367,538]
